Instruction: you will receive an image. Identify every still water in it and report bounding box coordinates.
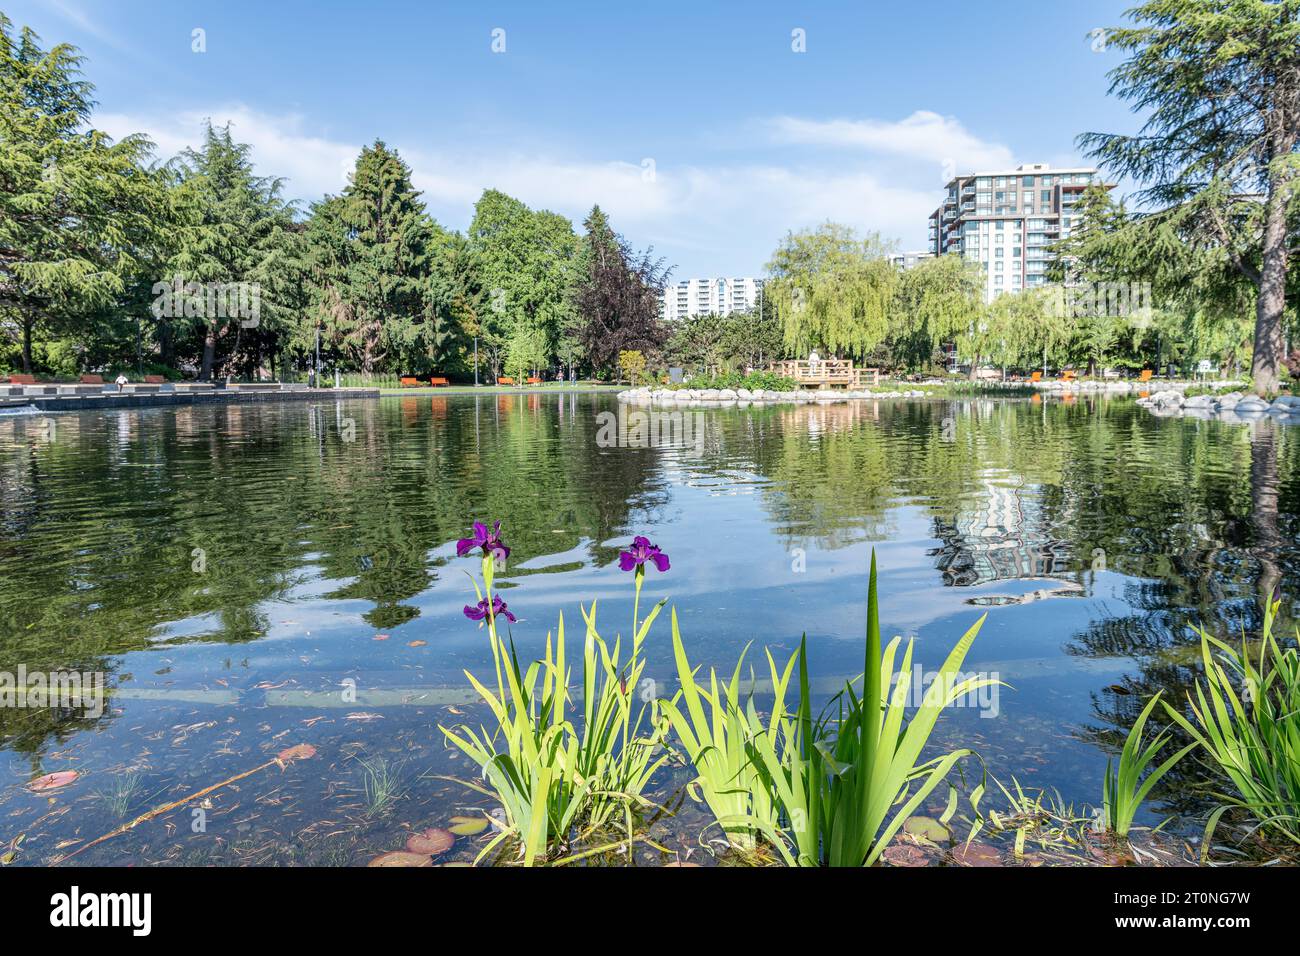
[0,392,1294,864]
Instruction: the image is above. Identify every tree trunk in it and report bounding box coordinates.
[968,352,980,381]
[1251,175,1292,395]
[21,314,33,373]
[200,321,217,381]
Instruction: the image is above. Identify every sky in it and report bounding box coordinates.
[7,0,1145,280]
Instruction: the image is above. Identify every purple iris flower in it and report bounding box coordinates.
[457,520,510,562]
[464,594,517,624]
[619,535,670,573]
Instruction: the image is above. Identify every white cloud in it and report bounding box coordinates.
[94,104,988,273]
[768,110,1015,173]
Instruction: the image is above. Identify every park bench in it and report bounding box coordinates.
[1029,371,1042,382]
[1060,370,1077,381]
[80,374,105,385]
[430,376,448,387]
[526,376,542,385]
[399,376,423,387]
[1138,369,1153,382]
[144,375,166,384]
[9,374,37,385]
[498,376,515,386]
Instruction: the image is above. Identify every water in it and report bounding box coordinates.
[0,392,1293,864]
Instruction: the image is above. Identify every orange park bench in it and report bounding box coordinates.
[526,376,542,385]
[144,375,166,384]
[1138,369,1153,382]
[429,376,449,387]
[1029,371,1042,383]
[498,376,515,386]
[399,376,424,388]
[9,374,37,385]
[1060,369,1077,382]
[80,374,105,385]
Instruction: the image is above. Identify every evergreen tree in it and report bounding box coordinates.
[304,141,447,377]
[0,14,165,372]
[162,122,295,379]
[1081,0,1300,394]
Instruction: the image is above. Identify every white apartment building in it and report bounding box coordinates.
[660,277,764,321]
[890,250,934,270]
[927,163,1111,303]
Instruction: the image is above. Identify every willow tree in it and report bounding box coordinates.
[766,222,898,360]
[891,253,983,369]
[1081,0,1300,394]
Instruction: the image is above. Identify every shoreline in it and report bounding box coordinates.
[0,385,380,414]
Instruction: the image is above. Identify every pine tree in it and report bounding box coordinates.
[305,141,446,377]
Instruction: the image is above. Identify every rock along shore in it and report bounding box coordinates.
[616,386,930,407]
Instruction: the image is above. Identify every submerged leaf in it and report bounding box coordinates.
[277,744,318,763]
[367,851,433,867]
[406,828,455,856]
[951,842,1002,867]
[28,771,78,792]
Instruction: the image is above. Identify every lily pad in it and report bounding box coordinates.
[28,771,78,792]
[448,815,489,836]
[903,815,950,843]
[406,828,455,856]
[367,851,432,867]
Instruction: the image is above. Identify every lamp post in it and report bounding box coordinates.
[474,336,479,387]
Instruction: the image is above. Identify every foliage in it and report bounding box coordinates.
[660,626,794,851]
[1100,692,1195,838]
[766,222,899,360]
[572,206,668,377]
[751,552,997,866]
[0,14,168,373]
[1163,596,1300,850]
[617,348,646,384]
[672,370,798,392]
[440,549,671,865]
[1078,0,1300,393]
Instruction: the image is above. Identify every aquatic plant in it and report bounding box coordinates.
[752,553,997,866]
[741,553,997,866]
[360,756,405,817]
[1163,598,1300,851]
[966,776,1091,861]
[96,772,144,820]
[1099,692,1194,839]
[440,525,672,866]
[659,622,795,852]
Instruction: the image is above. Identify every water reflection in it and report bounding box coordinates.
[0,394,1296,853]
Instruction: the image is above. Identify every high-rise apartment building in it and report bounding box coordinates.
[889,250,934,270]
[660,277,764,322]
[927,163,1110,302]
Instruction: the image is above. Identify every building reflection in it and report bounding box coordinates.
[931,472,1072,586]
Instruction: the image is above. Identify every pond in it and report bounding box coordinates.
[0,392,1294,865]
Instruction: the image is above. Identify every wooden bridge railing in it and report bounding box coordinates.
[772,360,880,389]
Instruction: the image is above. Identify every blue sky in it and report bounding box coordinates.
[9,0,1143,279]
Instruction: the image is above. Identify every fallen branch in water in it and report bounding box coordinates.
[53,744,317,865]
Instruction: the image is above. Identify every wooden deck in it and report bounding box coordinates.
[772,360,880,389]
